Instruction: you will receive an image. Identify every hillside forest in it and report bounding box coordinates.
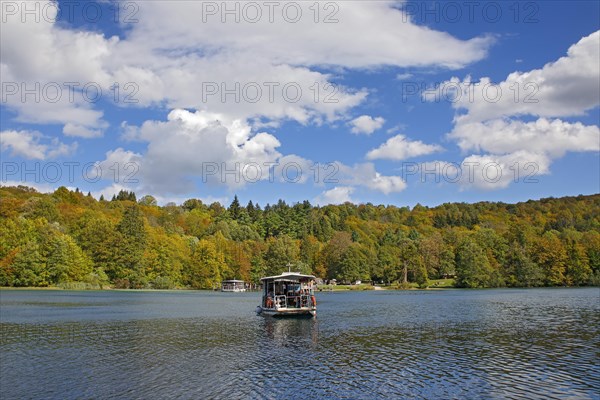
[1,186,599,289]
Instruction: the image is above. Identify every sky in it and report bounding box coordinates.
[1,0,599,207]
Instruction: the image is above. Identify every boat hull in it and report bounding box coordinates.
[257,307,316,317]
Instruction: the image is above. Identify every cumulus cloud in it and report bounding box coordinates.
[416,152,552,191]
[366,134,443,161]
[95,110,282,195]
[444,117,599,191]
[0,130,76,160]
[1,0,498,200]
[274,155,316,185]
[127,1,492,70]
[109,55,368,124]
[1,0,492,136]
[0,2,114,134]
[350,115,385,135]
[63,123,105,138]
[314,187,355,206]
[432,31,599,123]
[457,152,551,191]
[423,31,600,191]
[337,163,407,194]
[449,118,600,157]
[98,112,407,198]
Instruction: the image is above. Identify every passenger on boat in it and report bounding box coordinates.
[266,292,274,308]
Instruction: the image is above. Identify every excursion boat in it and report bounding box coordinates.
[221,279,246,292]
[256,272,317,317]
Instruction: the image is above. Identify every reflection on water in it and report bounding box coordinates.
[263,317,319,347]
[1,288,598,399]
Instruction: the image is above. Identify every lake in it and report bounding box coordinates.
[1,288,598,399]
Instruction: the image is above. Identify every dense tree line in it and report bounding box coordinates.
[1,186,599,289]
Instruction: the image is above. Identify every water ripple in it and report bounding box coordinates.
[1,288,598,399]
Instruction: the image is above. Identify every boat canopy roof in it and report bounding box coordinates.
[222,279,245,283]
[260,272,316,282]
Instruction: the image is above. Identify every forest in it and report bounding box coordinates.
[0,185,599,289]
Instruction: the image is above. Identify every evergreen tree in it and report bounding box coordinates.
[229,195,241,220]
[116,206,148,288]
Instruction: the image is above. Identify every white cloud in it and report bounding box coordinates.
[396,73,414,80]
[274,155,315,184]
[366,134,443,161]
[314,187,355,206]
[415,152,552,191]
[127,1,492,70]
[98,112,408,197]
[426,31,600,191]
[449,118,600,158]
[337,163,407,195]
[434,30,599,123]
[1,0,493,136]
[96,110,282,195]
[0,1,114,134]
[1,1,500,200]
[367,173,407,195]
[0,130,76,160]
[457,152,551,191]
[63,123,105,138]
[442,117,598,191]
[109,54,369,124]
[350,115,385,135]
[386,124,407,135]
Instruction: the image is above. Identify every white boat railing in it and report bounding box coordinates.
[274,295,287,309]
[267,294,315,309]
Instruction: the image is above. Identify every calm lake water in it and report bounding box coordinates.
[1,288,598,399]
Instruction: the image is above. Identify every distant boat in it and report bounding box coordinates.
[256,272,317,317]
[221,280,246,292]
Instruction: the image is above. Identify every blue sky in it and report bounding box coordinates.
[1,1,599,207]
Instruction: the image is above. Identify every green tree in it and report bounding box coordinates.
[24,197,59,223]
[12,242,48,287]
[186,239,226,289]
[116,206,148,288]
[398,238,427,287]
[73,213,122,281]
[299,235,321,276]
[229,195,242,220]
[532,232,567,286]
[263,235,300,276]
[321,231,352,280]
[376,244,400,284]
[46,234,93,284]
[504,245,543,287]
[338,244,370,283]
[565,240,592,285]
[139,195,158,206]
[143,228,189,288]
[455,238,494,288]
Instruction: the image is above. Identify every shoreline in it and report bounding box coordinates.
[3,285,595,292]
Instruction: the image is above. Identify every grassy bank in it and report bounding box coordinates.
[317,279,457,291]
